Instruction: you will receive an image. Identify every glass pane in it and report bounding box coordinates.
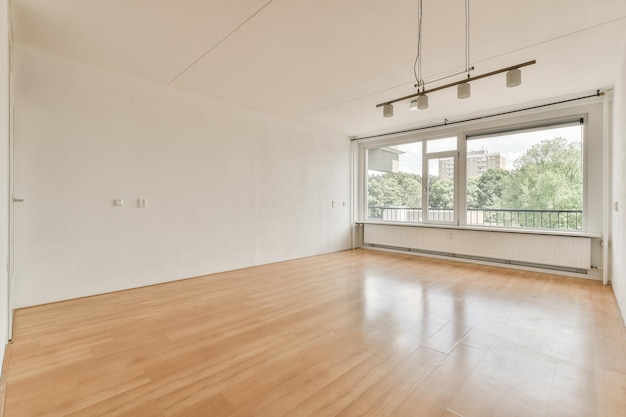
[427,157,454,222]
[426,137,457,153]
[465,123,583,230]
[367,142,422,222]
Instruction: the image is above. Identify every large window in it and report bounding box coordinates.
[366,137,457,224]
[367,142,423,222]
[465,120,583,230]
[363,118,585,231]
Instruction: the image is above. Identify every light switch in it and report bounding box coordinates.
[332,200,337,208]
[138,198,148,208]
[113,199,123,207]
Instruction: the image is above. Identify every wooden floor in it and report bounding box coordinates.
[3,249,626,417]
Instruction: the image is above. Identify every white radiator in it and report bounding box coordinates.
[363,224,591,270]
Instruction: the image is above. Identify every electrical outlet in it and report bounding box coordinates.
[137,198,148,208]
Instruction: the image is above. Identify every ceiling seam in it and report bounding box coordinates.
[167,0,276,86]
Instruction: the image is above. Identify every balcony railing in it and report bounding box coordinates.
[367,206,583,230]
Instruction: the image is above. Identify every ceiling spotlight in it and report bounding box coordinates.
[417,94,429,110]
[457,82,471,99]
[383,103,394,117]
[506,68,521,87]
[409,99,418,111]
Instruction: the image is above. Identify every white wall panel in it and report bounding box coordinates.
[0,0,10,360]
[12,46,351,308]
[611,39,626,325]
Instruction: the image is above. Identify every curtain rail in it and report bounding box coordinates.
[352,90,605,142]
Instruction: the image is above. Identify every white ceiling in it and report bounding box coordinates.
[10,0,626,137]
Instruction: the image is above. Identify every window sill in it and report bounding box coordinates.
[356,220,602,238]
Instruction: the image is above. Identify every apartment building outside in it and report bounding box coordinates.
[439,148,506,179]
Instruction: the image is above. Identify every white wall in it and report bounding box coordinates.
[611,40,626,324]
[12,45,352,308]
[0,0,10,364]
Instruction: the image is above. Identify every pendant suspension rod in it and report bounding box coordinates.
[376,60,536,108]
[465,0,470,73]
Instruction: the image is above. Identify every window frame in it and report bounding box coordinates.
[460,117,586,231]
[362,133,460,226]
[358,111,590,234]
[424,149,458,225]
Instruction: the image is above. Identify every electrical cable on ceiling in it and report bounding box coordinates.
[465,0,469,72]
[413,0,424,89]
[457,0,472,99]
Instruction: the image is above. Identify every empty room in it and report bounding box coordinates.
[0,0,626,416]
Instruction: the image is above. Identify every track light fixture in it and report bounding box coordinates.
[417,94,429,110]
[409,91,429,111]
[378,0,535,117]
[457,82,471,99]
[377,60,535,115]
[506,68,522,87]
[383,103,394,117]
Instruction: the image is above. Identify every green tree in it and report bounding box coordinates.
[367,172,422,217]
[473,169,511,208]
[427,176,454,209]
[500,137,582,210]
[368,174,402,207]
[466,177,479,208]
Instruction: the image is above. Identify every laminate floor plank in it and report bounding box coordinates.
[333,346,444,417]
[3,249,625,417]
[221,340,375,417]
[278,348,416,417]
[388,342,485,417]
